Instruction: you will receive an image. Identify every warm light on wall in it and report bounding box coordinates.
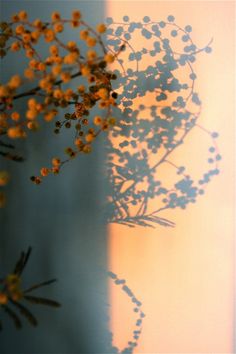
[107,1,235,353]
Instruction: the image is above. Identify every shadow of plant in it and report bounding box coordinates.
[104,15,221,228]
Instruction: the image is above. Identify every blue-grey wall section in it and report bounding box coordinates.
[0,1,110,353]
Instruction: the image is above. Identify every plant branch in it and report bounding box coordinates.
[12,70,83,101]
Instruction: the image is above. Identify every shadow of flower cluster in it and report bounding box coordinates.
[104,15,220,228]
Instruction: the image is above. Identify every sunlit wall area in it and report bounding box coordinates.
[107,1,235,353]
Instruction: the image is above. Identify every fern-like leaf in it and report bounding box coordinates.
[24,295,61,308]
[10,300,37,327]
[2,305,22,329]
[23,279,57,294]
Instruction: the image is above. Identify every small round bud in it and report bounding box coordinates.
[40,167,50,177]
[85,133,94,143]
[72,10,81,20]
[64,113,71,119]
[108,117,116,125]
[83,144,92,153]
[0,293,8,305]
[82,118,88,125]
[111,92,118,99]
[93,116,102,125]
[104,53,114,63]
[51,11,61,22]
[86,37,97,47]
[96,23,106,34]
[52,158,61,166]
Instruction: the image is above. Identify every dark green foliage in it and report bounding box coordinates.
[0,248,60,331]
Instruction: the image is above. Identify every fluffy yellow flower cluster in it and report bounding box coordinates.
[0,9,125,187]
[31,108,117,184]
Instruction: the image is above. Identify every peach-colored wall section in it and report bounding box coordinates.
[108,1,235,353]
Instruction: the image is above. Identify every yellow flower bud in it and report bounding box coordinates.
[25,49,35,58]
[51,11,61,22]
[0,85,9,97]
[104,53,114,63]
[18,10,28,21]
[31,31,41,42]
[0,293,8,305]
[77,85,85,93]
[0,171,10,186]
[67,41,77,50]
[0,192,6,208]
[53,89,63,99]
[28,98,37,109]
[27,121,39,130]
[49,45,59,56]
[26,109,37,120]
[96,23,106,34]
[86,37,97,47]
[51,64,62,76]
[60,72,71,83]
[74,138,83,147]
[40,167,50,177]
[38,62,46,71]
[87,50,97,60]
[52,167,60,174]
[53,23,64,33]
[11,291,23,302]
[24,68,35,79]
[81,66,90,77]
[8,75,21,89]
[80,29,89,40]
[33,19,43,29]
[15,25,25,35]
[7,126,25,139]
[97,88,109,100]
[52,158,61,166]
[71,20,80,28]
[11,14,19,23]
[102,121,109,131]
[44,110,58,122]
[108,117,116,125]
[29,59,38,69]
[72,10,81,20]
[64,88,74,101]
[64,52,78,64]
[93,116,102,125]
[22,33,31,43]
[11,111,20,121]
[83,144,92,153]
[10,42,21,52]
[44,29,55,42]
[85,133,94,143]
[53,55,63,64]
